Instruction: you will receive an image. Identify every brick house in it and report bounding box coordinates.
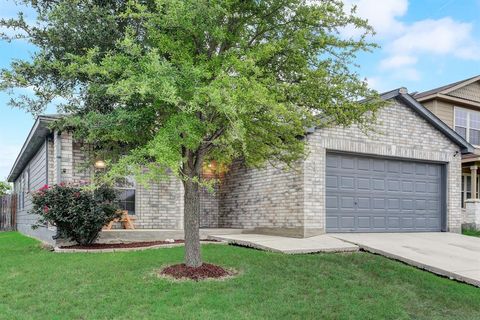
[7,88,473,244]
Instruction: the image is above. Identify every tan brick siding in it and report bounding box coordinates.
[218,160,304,231]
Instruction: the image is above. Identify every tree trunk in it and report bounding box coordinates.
[183,178,202,267]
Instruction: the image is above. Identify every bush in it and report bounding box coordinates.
[31,183,120,245]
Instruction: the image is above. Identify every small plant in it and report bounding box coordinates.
[31,183,120,245]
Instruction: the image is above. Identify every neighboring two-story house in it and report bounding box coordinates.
[414,75,480,228]
[8,88,473,244]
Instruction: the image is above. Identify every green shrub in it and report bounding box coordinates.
[31,183,120,245]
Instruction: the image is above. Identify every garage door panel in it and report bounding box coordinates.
[357,217,371,228]
[326,195,338,209]
[373,217,386,228]
[326,175,338,188]
[373,179,385,190]
[341,157,355,169]
[326,153,444,232]
[402,181,414,192]
[415,164,427,175]
[357,197,370,209]
[357,178,370,190]
[340,196,355,209]
[373,160,386,172]
[387,217,400,228]
[340,176,355,189]
[387,161,401,173]
[340,216,355,228]
[326,154,340,168]
[326,216,338,229]
[358,159,370,170]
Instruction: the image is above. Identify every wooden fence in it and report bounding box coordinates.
[0,194,17,231]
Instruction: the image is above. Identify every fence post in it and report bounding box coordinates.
[11,194,17,231]
[0,194,17,231]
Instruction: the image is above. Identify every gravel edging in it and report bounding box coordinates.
[54,240,226,253]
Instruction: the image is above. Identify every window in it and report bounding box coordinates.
[455,107,480,145]
[115,177,135,215]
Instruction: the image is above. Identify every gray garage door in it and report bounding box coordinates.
[326,153,445,233]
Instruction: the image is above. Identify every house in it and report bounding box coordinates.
[414,75,480,229]
[7,88,473,244]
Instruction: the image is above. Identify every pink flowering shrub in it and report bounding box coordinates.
[31,184,119,245]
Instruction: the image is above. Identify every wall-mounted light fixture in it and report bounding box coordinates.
[94,160,106,169]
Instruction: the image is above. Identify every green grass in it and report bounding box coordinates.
[462,228,480,237]
[1,232,480,320]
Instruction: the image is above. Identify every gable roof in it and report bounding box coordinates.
[7,115,61,182]
[381,88,473,154]
[414,75,480,101]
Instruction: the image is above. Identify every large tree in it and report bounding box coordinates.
[1,0,383,267]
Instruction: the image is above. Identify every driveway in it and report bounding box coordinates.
[331,232,480,287]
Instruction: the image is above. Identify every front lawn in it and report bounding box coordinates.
[1,232,479,319]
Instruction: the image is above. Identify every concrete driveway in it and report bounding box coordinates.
[331,233,480,287]
[209,233,359,254]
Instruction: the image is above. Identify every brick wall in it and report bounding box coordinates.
[72,141,93,183]
[200,184,220,228]
[134,178,184,229]
[218,159,304,236]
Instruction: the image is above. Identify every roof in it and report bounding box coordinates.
[382,88,473,154]
[414,75,480,100]
[7,115,61,182]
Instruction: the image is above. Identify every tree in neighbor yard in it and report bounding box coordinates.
[1,0,384,267]
[0,182,10,196]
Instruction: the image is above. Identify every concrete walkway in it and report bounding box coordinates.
[331,233,480,287]
[208,233,358,254]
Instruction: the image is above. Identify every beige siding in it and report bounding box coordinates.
[15,140,56,243]
[421,99,454,129]
[449,82,480,103]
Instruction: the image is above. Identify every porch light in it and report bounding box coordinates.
[94,160,106,169]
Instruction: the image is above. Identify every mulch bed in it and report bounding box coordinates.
[61,240,185,250]
[160,263,233,281]
[60,239,219,250]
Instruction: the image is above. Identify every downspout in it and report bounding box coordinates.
[56,131,62,183]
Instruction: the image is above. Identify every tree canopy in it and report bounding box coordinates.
[0,181,10,196]
[1,0,384,266]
